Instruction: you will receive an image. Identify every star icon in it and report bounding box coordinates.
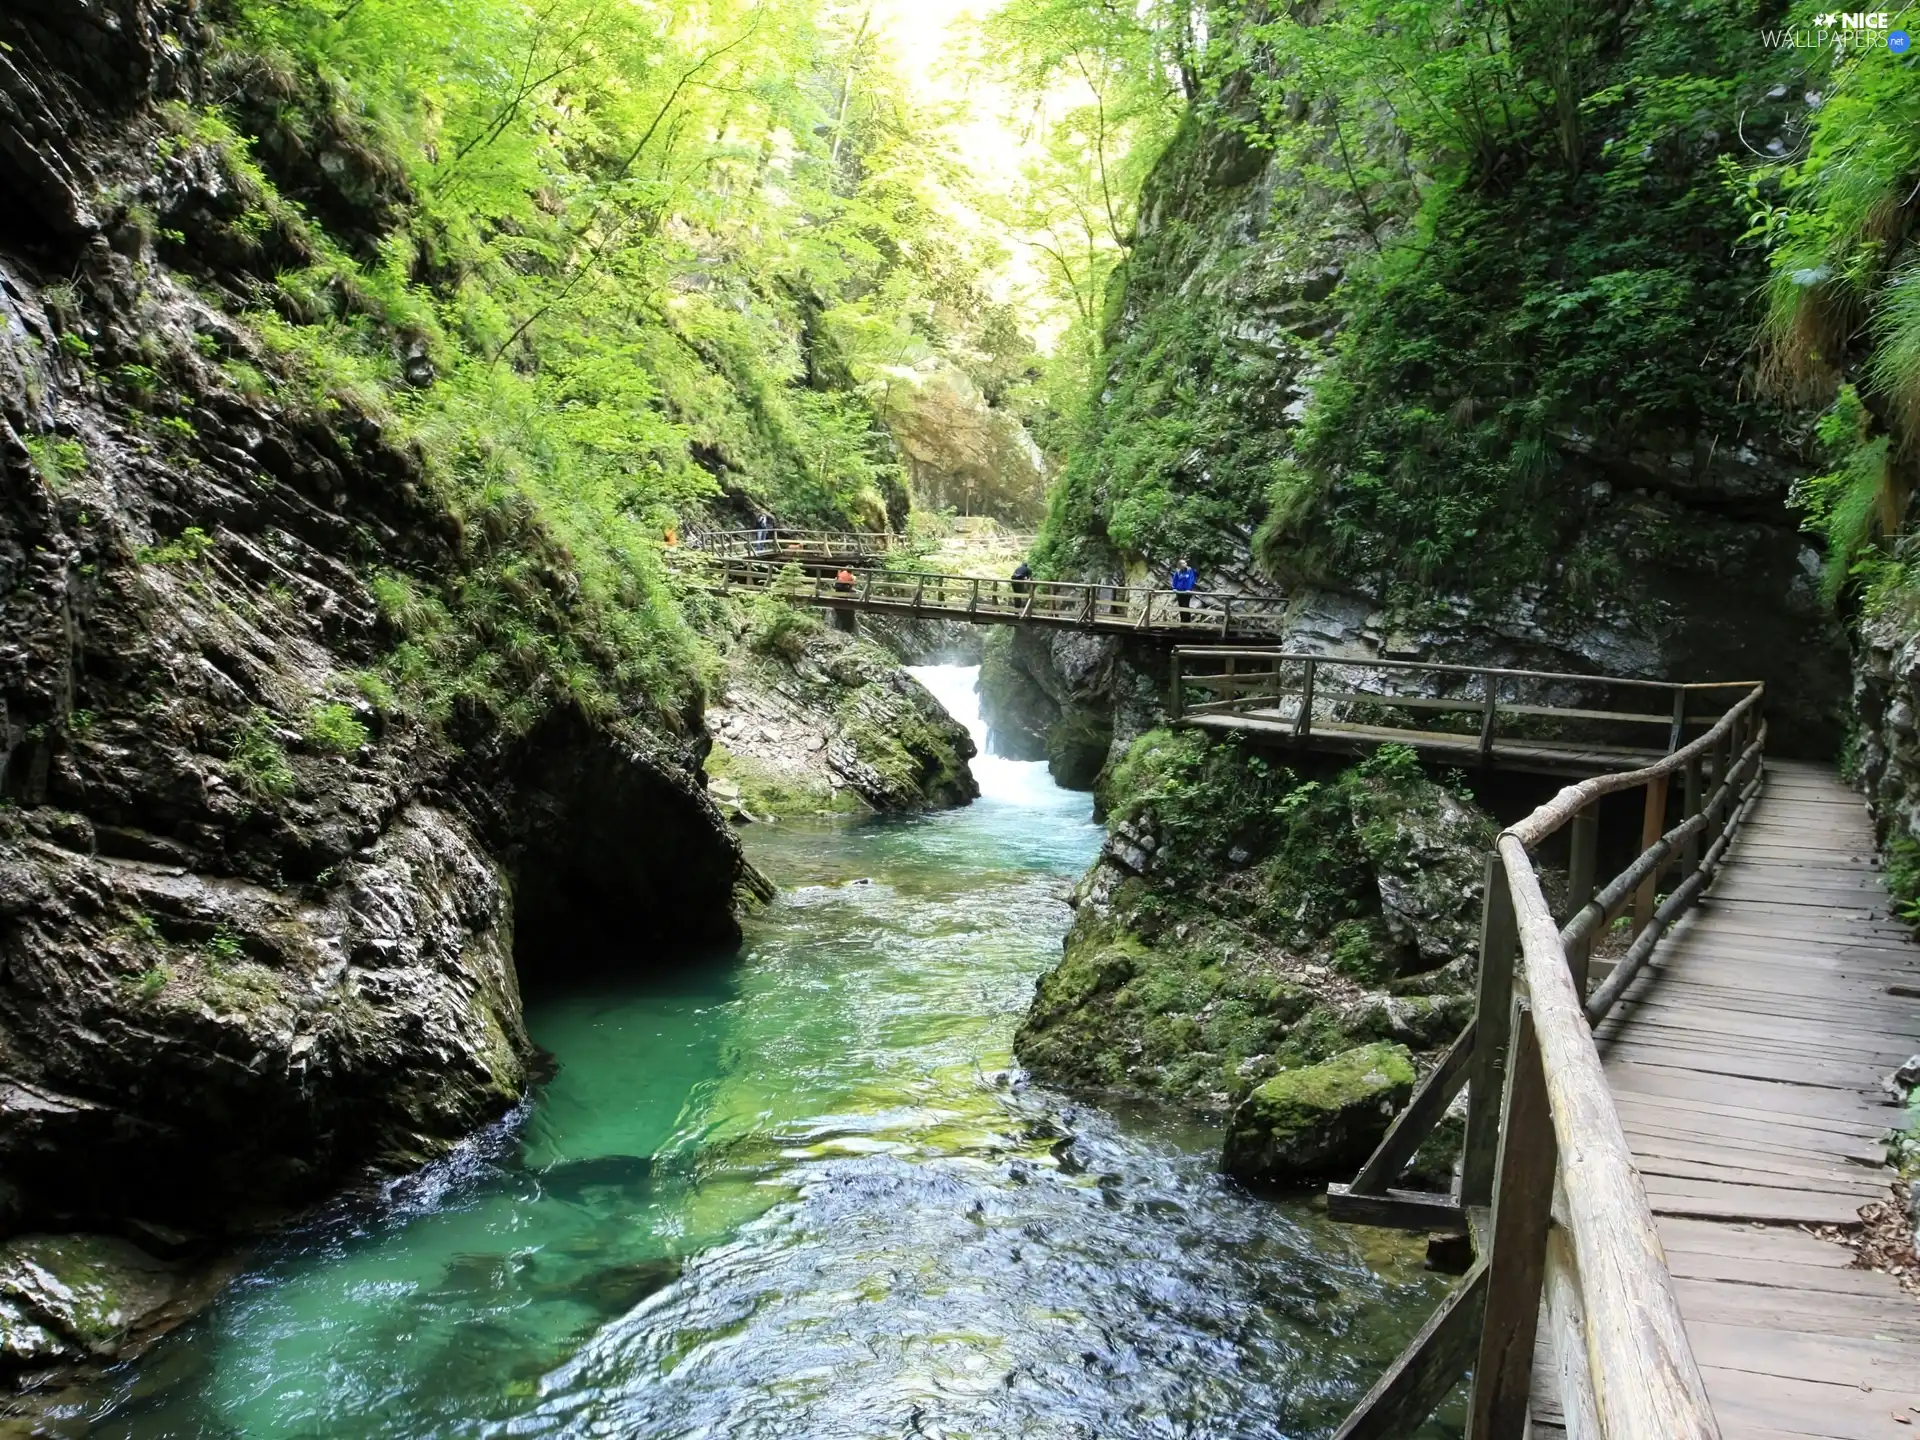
[1814,11,1838,23]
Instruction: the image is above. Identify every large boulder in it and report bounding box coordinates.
[1221,1042,1414,1183]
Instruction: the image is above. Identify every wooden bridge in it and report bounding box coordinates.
[1170,648,1761,777]
[686,527,1037,564]
[706,557,1294,640]
[1263,665,1920,1437]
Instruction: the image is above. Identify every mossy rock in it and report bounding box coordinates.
[0,1233,179,1366]
[1221,1041,1414,1184]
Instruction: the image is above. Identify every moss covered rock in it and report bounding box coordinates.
[1015,731,1485,1156]
[1221,1043,1415,1184]
[0,1234,180,1369]
[706,617,977,817]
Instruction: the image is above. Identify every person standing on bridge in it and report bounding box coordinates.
[754,511,774,554]
[1171,558,1198,622]
[835,567,855,595]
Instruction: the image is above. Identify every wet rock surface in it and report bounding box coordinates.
[0,0,743,1294]
[1222,1042,1415,1184]
[706,621,976,818]
[1015,732,1487,1171]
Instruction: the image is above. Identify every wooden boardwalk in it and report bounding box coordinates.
[1185,710,1671,778]
[1531,759,1920,1438]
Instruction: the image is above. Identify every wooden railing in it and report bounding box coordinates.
[1329,682,1766,1439]
[687,528,1041,562]
[1170,648,1745,758]
[686,529,905,561]
[711,560,1294,637]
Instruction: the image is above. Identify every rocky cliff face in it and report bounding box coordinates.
[0,0,745,1372]
[1014,733,1486,1184]
[705,611,978,819]
[990,55,1848,772]
[1850,607,1920,896]
[877,359,1049,525]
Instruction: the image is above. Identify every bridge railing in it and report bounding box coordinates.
[713,560,1294,636]
[1169,648,1748,757]
[1327,681,1765,1440]
[687,529,905,562]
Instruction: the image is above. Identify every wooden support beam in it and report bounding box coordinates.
[1544,1222,1602,1440]
[1479,671,1499,757]
[1326,1184,1468,1233]
[1631,772,1668,938]
[1565,803,1599,998]
[1333,1263,1489,1440]
[1467,1005,1556,1440]
[1462,856,1518,1209]
[1347,1017,1477,1196]
[1681,752,1703,874]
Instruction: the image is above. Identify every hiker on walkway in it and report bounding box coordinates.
[1011,561,1032,602]
[834,567,856,594]
[754,511,774,553]
[1171,558,1198,622]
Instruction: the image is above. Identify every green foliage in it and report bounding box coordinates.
[204,927,244,968]
[1790,385,1897,602]
[137,526,215,566]
[24,436,87,489]
[1884,832,1920,929]
[746,591,823,662]
[304,702,369,754]
[228,711,296,797]
[158,0,1052,731]
[350,669,398,714]
[1747,18,1920,619]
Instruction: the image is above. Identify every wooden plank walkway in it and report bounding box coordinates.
[1531,759,1920,1438]
[1184,710,1671,778]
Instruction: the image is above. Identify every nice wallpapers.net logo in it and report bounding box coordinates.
[1761,11,1914,49]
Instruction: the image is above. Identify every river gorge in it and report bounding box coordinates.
[66,673,1448,1439]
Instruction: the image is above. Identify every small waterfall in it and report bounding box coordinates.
[907,664,1082,812]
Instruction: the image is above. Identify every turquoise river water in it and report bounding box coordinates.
[81,666,1451,1439]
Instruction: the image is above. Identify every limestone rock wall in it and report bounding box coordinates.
[0,0,745,1321]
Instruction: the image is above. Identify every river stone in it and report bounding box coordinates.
[0,1234,179,1368]
[1220,1042,1414,1183]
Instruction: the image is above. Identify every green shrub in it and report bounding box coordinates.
[137,526,215,566]
[228,711,295,796]
[747,591,822,662]
[24,436,87,489]
[305,702,369,754]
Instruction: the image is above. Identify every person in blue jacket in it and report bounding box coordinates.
[1171,557,1198,621]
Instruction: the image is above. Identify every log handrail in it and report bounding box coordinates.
[1330,680,1764,1440]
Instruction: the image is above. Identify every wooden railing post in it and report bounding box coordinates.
[1170,651,1185,720]
[1295,657,1317,738]
[1468,1002,1556,1440]
[1631,773,1669,939]
[1566,802,1599,998]
[1462,855,1519,1209]
[1479,672,1499,758]
[1669,686,1687,753]
[1681,751,1703,874]
[1220,595,1233,639]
